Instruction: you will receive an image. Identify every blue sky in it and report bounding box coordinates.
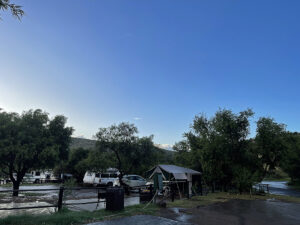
[1,0,300,147]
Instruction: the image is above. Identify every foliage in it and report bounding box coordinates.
[174,109,266,192]
[173,109,300,192]
[281,132,300,183]
[173,140,191,167]
[0,0,24,20]
[255,117,287,176]
[186,109,259,192]
[93,123,159,178]
[70,137,96,150]
[0,109,73,196]
[64,148,89,183]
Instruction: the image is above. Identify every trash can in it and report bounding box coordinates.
[106,187,124,211]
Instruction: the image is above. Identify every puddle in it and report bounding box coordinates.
[169,207,193,223]
[0,201,56,218]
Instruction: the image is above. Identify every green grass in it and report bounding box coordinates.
[263,178,290,182]
[167,192,300,208]
[0,204,159,225]
[23,192,47,197]
[287,180,300,190]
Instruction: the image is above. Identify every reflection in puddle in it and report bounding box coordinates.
[170,207,192,223]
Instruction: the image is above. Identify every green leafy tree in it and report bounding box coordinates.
[0,109,73,196]
[0,0,24,20]
[281,132,300,183]
[255,117,286,176]
[184,109,259,192]
[173,140,191,167]
[65,148,89,183]
[94,122,157,182]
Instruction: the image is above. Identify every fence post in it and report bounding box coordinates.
[186,181,190,199]
[58,186,64,211]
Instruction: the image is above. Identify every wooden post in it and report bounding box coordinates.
[58,186,64,211]
[149,184,153,196]
[186,181,190,199]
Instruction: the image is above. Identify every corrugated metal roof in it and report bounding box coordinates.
[158,165,201,175]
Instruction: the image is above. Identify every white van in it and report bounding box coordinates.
[83,168,120,186]
[21,170,58,183]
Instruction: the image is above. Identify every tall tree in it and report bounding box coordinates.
[0,109,73,196]
[95,122,157,181]
[65,148,89,183]
[255,117,286,176]
[173,140,191,167]
[281,132,300,183]
[0,0,24,20]
[184,109,259,192]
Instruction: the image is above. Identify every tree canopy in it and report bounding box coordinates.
[0,0,24,20]
[92,123,159,179]
[0,109,73,195]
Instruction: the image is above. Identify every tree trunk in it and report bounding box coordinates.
[12,180,20,197]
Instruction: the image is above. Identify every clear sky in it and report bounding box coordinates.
[1,0,300,147]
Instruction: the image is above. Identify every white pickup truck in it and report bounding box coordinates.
[83,168,120,187]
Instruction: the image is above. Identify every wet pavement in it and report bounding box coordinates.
[86,215,192,225]
[157,199,300,225]
[261,181,300,197]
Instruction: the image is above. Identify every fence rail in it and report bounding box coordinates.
[0,186,108,211]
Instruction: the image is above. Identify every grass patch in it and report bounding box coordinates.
[0,193,8,198]
[167,192,300,208]
[0,204,159,225]
[263,178,290,182]
[287,180,300,190]
[23,192,47,197]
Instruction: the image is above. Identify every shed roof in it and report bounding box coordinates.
[158,165,201,175]
[147,164,201,180]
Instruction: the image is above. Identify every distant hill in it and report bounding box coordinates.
[70,137,96,149]
[70,137,174,163]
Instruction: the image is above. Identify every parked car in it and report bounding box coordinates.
[122,175,147,188]
[83,168,120,186]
